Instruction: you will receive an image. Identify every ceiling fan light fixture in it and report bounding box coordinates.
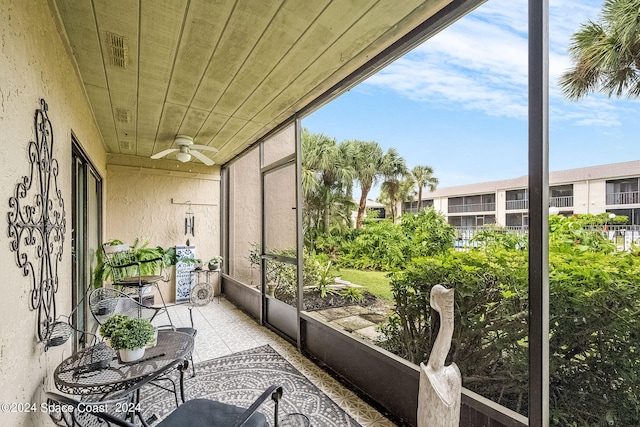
[150,134,215,166]
[176,152,191,162]
[174,135,193,146]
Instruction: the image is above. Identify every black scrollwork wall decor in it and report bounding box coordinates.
[8,99,67,350]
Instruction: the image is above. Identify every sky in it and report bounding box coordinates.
[302,0,639,194]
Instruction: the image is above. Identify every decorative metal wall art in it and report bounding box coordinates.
[8,99,67,350]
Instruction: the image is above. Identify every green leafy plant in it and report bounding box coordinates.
[92,239,172,288]
[377,214,640,425]
[470,224,528,250]
[337,208,455,271]
[247,242,262,268]
[109,317,155,351]
[99,314,128,339]
[207,256,223,270]
[316,260,336,298]
[341,286,364,303]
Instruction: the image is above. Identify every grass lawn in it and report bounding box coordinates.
[330,267,393,300]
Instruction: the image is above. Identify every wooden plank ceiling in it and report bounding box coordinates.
[54,0,451,168]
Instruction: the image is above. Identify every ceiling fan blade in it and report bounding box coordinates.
[150,148,178,159]
[191,144,219,153]
[190,150,215,166]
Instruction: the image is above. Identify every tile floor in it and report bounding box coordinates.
[156,298,397,427]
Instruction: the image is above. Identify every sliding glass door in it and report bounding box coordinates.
[71,140,102,349]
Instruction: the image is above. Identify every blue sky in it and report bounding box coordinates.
[302,0,639,193]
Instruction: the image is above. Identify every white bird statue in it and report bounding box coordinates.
[417,285,462,427]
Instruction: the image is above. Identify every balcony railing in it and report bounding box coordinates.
[606,191,640,205]
[505,196,574,210]
[448,203,496,213]
[506,200,528,210]
[453,225,640,252]
[549,195,573,208]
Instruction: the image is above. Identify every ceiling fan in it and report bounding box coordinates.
[151,135,218,166]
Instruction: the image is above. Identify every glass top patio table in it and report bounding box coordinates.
[54,330,194,397]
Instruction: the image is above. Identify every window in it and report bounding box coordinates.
[448,194,496,213]
[506,189,528,210]
[550,184,573,208]
[606,178,640,205]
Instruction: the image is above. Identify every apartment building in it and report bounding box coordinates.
[403,160,640,228]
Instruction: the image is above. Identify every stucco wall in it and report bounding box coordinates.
[227,124,297,287]
[572,181,592,214]
[105,166,221,303]
[0,1,107,425]
[228,147,262,285]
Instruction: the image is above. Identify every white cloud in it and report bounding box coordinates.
[362,0,621,126]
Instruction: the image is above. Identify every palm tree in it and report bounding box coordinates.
[411,165,439,211]
[559,0,640,100]
[345,141,407,229]
[301,129,355,243]
[343,140,383,229]
[378,148,409,223]
[379,175,414,223]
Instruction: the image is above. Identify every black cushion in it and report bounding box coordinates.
[157,399,268,427]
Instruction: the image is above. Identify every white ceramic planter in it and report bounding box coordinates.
[119,347,145,362]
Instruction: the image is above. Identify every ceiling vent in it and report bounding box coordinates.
[115,108,131,123]
[106,32,128,69]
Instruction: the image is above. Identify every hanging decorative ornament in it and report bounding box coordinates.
[184,201,195,237]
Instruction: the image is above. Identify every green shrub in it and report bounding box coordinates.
[379,248,529,413]
[378,220,640,425]
[99,314,128,339]
[341,286,364,303]
[109,317,155,350]
[398,208,456,257]
[264,247,322,301]
[548,249,640,426]
[337,208,454,271]
[340,219,410,270]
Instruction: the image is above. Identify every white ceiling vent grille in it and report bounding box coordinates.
[106,32,128,69]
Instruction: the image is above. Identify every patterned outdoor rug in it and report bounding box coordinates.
[140,345,362,426]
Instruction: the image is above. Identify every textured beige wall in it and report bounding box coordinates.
[105,165,221,303]
[0,1,107,425]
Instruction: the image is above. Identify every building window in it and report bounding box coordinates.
[506,212,528,228]
[606,178,640,205]
[506,189,528,210]
[448,193,496,213]
[449,214,495,227]
[549,184,573,208]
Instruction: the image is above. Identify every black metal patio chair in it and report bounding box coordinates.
[89,287,161,325]
[101,242,173,325]
[47,392,135,427]
[46,385,283,427]
[88,287,198,378]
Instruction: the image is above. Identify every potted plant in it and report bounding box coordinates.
[207,256,223,271]
[99,314,128,345]
[92,239,170,289]
[108,316,155,362]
